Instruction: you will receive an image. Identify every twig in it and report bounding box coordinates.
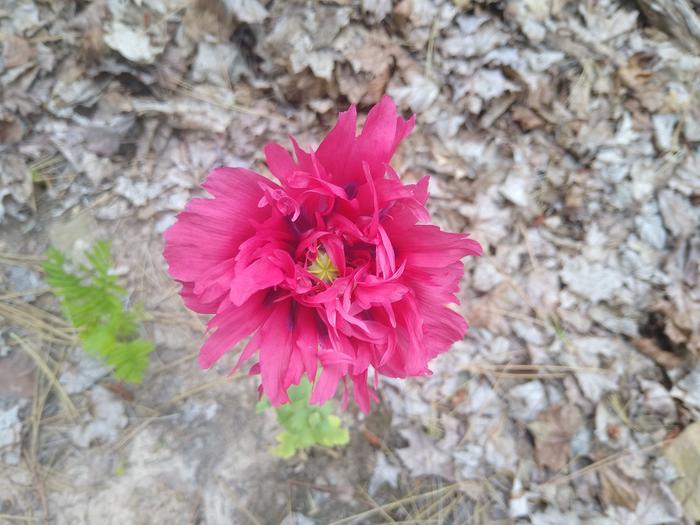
[425,18,439,78]
[10,333,78,419]
[357,486,397,523]
[0,302,76,344]
[169,78,293,125]
[156,375,235,409]
[0,515,39,522]
[412,485,456,521]
[22,451,48,523]
[218,480,265,525]
[0,252,43,266]
[108,418,157,453]
[151,351,199,374]
[0,288,50,301]
[538,437,674,487]
[328,483,459,525]
[463,362,609,380]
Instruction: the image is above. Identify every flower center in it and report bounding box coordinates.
[308,251,338,283]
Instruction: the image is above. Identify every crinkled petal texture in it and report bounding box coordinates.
[163,96,482,414]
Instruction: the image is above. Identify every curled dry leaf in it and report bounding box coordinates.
[631,337,684,369]
[512,105,545,131]
[527,404,583,471]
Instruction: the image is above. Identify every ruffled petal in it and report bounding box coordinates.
[164,167,276,287]
[354,96,415,179]
[264,143,297,184]
[229,257,286,306]
[387,224,482,268]
[165,96,482,415]
[351,370,371,414]
[315,104,357,181]
[198,291,271,369]
[294,305,319,381]
[258,299,294,406]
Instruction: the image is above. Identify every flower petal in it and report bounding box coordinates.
[198,291,271,369]
[264,143,297,184]
[258,299,294,405]
[164,167,276,285]
[316,104,357,180]
[229,257,286,306]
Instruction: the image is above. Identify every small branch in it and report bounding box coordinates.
[10,333,78,420]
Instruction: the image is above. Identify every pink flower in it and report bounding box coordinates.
[163,96,482,413]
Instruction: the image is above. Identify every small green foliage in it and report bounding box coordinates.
[267,377,349,459]
[43,241,153,383]
[113,459,126,476]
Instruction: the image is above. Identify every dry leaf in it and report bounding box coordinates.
[664,421,700,520]
[396,427,453,479]
[0,111,24,144]
[599,466,640,510]
[527,404,582,471]
[631,337,684,369]
[512,105,545,130]
[0,351,35,398]
[104,22,165,64]
[2,35,35,69]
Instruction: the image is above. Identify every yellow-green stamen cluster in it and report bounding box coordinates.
[308,251,339,283]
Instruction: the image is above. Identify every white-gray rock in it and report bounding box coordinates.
[636,202,668,250]
[0,404,23,464]
[509,381,547,422]
[472,260,504,292]
[368,451,400,495]
[70,387,128,448]
[658,189,698,239]
[560,256,624,304]
[652,113,678,151]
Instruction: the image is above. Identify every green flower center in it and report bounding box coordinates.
[308,251,339,283]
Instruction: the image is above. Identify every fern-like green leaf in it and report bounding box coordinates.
[43,241,153,383]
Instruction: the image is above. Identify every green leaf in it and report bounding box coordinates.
[43,242,153,383]
[266,376,349,458]
[274,432,299,459]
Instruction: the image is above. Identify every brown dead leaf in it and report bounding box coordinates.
[102,381,135,402]
[664,421,700,520]
[335,27,398,105]
[0,111,24,144]
[362,429,383,448]
[599,466,640,510]
[2,35,36,69]
[79,27,105,64]
[0,352,36,399]
[653,285,700,357]
[618,52,665,112]
[528,404,583,471]
[512,105,545,131]
[183,0,233,41]
[631,337,684,369]
[392,0,411,19]
[480,94,517,129]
